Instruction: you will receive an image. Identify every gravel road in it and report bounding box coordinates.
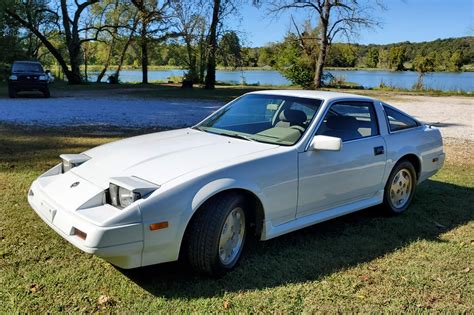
[0,97,222,128]
[0,94,472,140]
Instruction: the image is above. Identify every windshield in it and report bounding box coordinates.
[196,94,323,145]
[12,62,44,73]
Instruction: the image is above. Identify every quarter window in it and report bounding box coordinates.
[384,106,419,132]
[316,101,379,142]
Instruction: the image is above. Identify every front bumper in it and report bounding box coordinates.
[9,80,48,91]
[28,180,144,269]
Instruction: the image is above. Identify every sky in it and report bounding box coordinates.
[230,0,474,47]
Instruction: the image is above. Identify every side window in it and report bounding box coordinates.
[384,106,419,132]
[316,101,379,142]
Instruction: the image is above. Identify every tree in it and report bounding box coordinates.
[218,31,242,68]
[131,0,174,84]
[203,0,241,89]
[412,55,434,90]
[1,0,110,84]
[268,0,381,88]
[274,32,315,88]
[171,0,207,83]
[204,0,221,89]
[92,0,134,83]
[388,45,407,71]
[366,47,379,68]
[448,50,463,72]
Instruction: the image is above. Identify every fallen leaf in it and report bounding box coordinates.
[360,275,370,282]
[223,301,231,309]
[462,267,470,273]
[29,283,40,293]
[97,295,114,306]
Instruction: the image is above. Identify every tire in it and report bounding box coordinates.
[42,88,50,98]
[382,160,417,215]
[8,87,16,98]
[186,192,248,276]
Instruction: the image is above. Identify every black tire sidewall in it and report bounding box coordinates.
[384,161,417,214]
[8,87,16,98]
[211,196,247,271]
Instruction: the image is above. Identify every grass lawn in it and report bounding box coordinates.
[0,126,473,312]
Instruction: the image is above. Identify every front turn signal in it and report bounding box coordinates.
[149,222,169,231]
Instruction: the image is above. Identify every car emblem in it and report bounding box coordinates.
[70,181,80,188]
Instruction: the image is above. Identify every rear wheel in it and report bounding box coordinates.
[8,86,16,98]
[186,193,247,276]
[382,160,417,214]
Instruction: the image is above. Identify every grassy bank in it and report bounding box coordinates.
[0,125,473,312]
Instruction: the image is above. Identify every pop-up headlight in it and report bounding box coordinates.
[107,177,159,209]
[60,154,90,173]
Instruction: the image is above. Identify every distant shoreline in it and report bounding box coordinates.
[74,65,474,73]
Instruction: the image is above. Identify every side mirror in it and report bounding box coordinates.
[310,135,342,151]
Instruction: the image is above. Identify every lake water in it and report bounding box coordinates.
[88,69,473,92]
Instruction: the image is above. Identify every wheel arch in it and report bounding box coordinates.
[391,153,422,182]
[179,181,266,258]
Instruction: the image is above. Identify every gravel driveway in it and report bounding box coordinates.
[0,97,223,128]
[0,94,472,140]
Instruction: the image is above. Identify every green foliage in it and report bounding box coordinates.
[366,48,379,68]
[273,33,314,88]
[217,31,242,68]
[413,55,435,74]
[388,46,407,71]
[326,44,358,67]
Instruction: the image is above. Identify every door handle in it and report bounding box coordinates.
[374,146,384,156]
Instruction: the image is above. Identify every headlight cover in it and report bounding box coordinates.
[107,177,159,209]
[39,75,48,81]
[9,75,18,80]
[60,153,90,173]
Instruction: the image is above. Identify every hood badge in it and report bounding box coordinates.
[70,181,80,188]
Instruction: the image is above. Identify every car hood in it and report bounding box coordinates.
[72,128,278,187]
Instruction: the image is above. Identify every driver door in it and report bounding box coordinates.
[297,100,387,217]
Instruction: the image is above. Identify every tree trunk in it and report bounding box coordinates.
[114,16,139,80]
[204,0,221,89]
[140,18,148,84]
[97,37,115,83]
[185,35,198,82]
[314,0,331,89]
[68,40,83,84]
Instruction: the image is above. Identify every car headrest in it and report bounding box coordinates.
[279,109,307,125]
[327,115,358,130]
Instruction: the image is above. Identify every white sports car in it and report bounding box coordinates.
[28,90,445,275]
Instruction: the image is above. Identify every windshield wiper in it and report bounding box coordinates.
[191,125,207,132]
[223,133,255,142]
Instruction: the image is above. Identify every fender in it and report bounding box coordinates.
[191,177,266,214]
[383,142,423,184]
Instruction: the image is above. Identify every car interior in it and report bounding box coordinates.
[201,97,380,145]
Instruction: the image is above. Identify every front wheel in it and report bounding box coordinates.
[186,193,247,276]
[382,160,417,214]
[8,86,16,98]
